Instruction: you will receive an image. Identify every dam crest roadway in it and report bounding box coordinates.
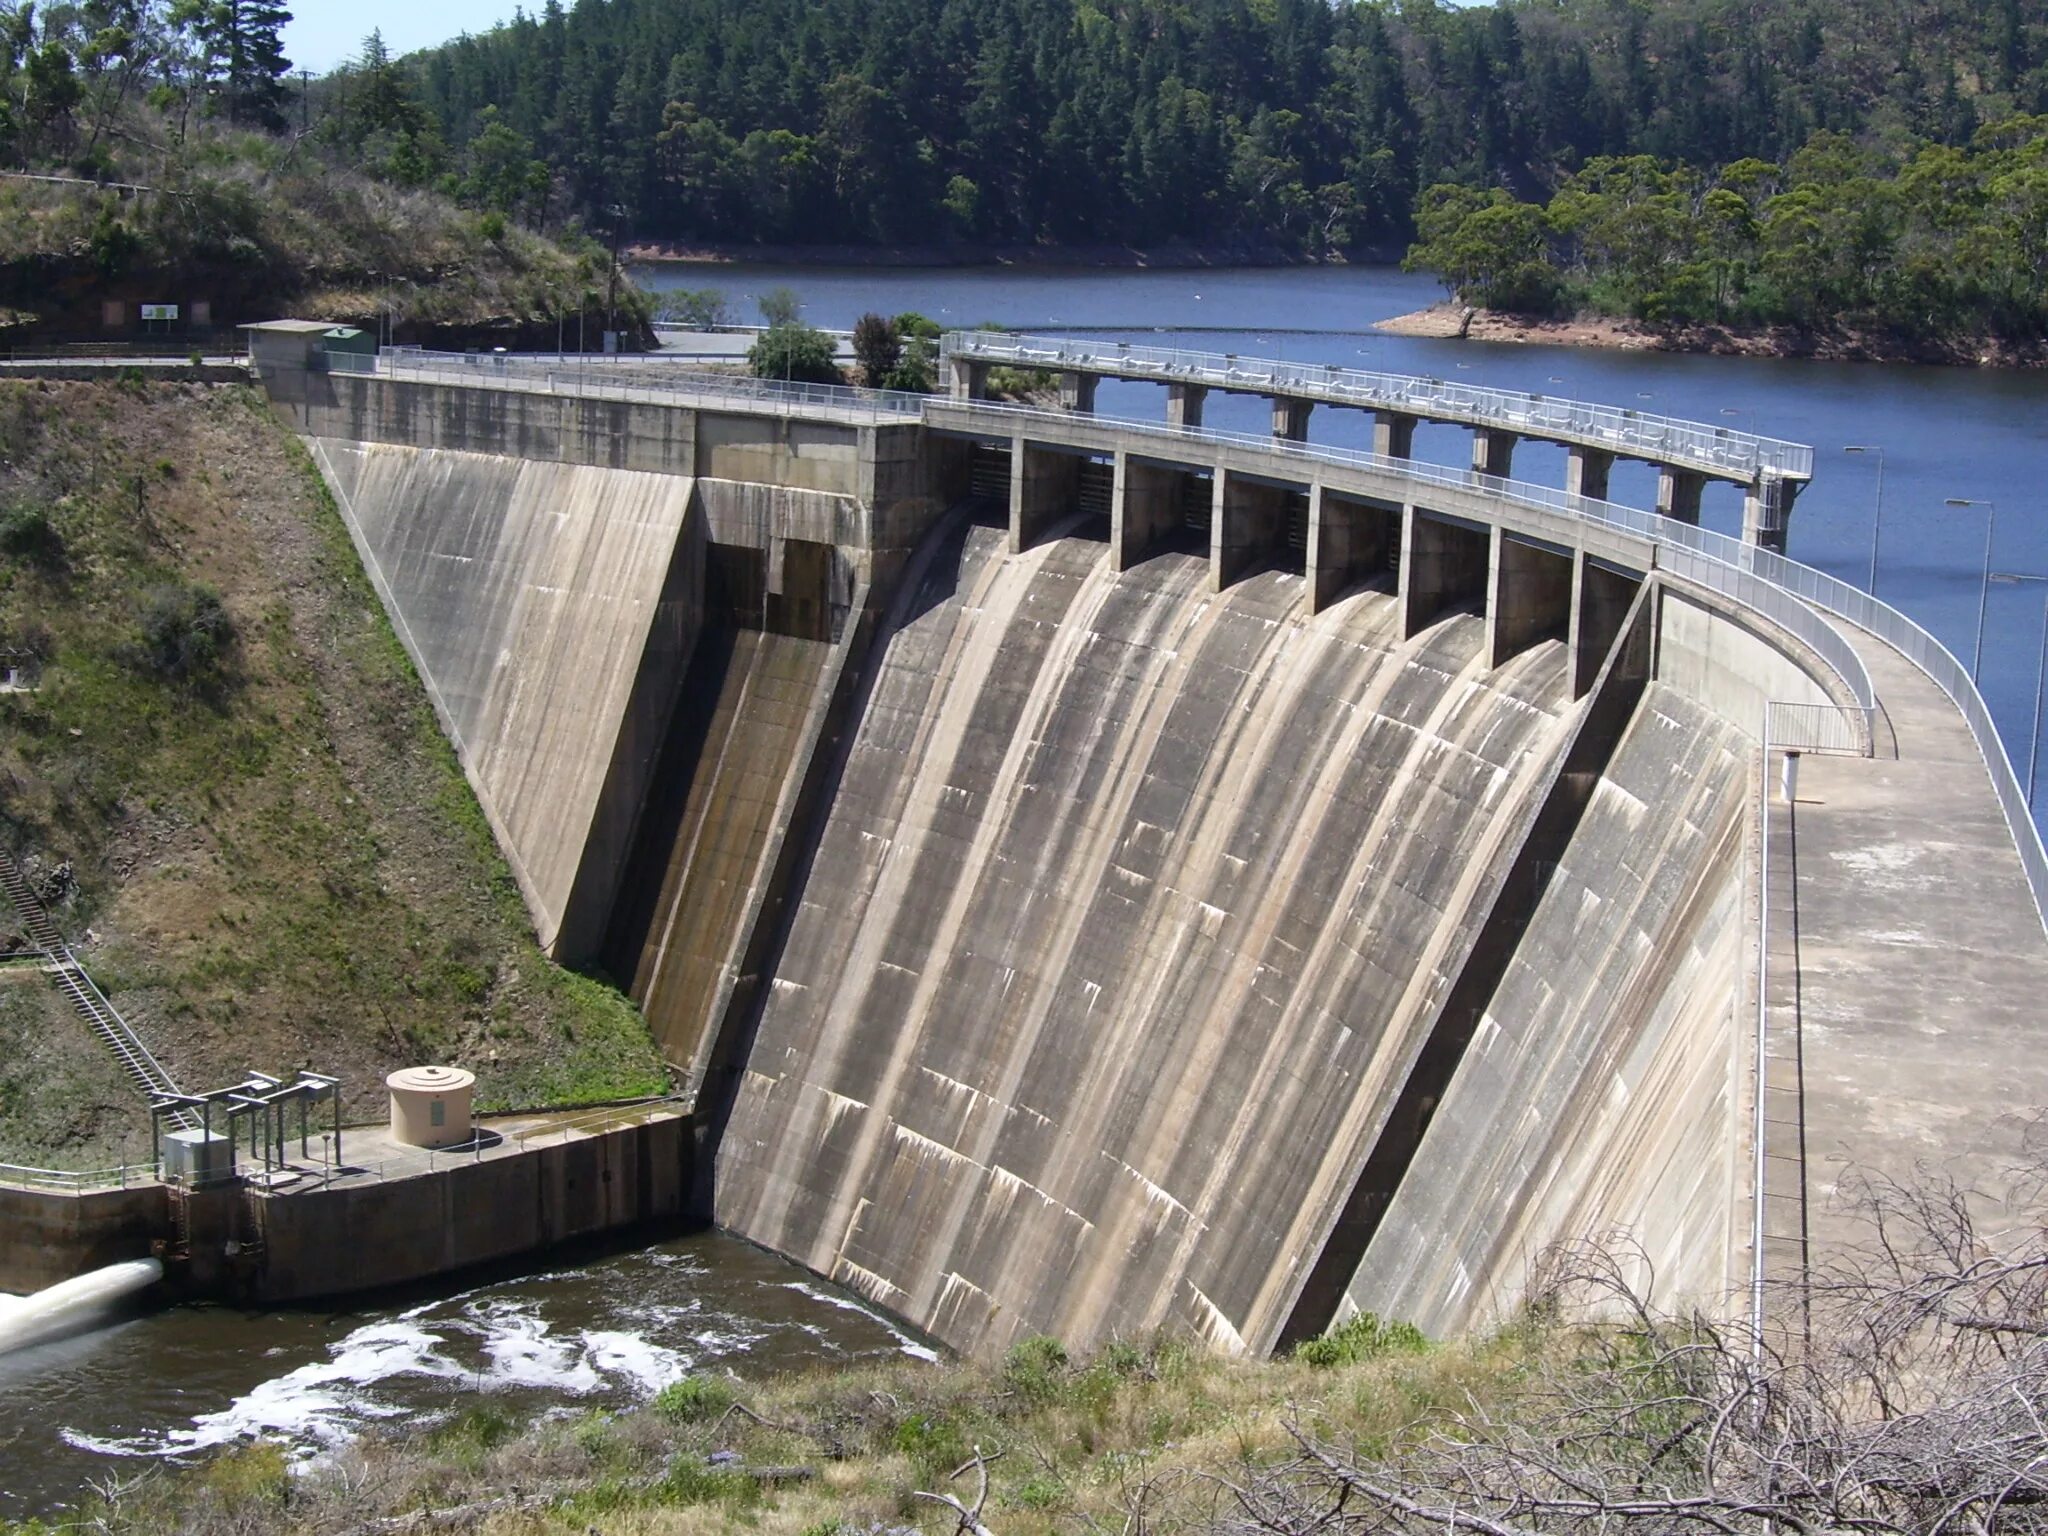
[54,322,2045,1362]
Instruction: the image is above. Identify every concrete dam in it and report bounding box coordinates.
[258,331,2048,1361]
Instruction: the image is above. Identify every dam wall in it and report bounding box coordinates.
[1342,681,1752,1335]
[264,356,1972,1365]
[310,438,703,959]
[711,516,1594,1358]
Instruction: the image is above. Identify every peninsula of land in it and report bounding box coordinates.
[1377,303,2048,370]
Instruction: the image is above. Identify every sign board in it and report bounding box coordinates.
[140,303,179,321]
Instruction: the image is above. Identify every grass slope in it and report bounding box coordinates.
[0,379,664,1164]
[1,1320,1494,1535]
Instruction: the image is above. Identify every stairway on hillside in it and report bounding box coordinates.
[0,845,188,1114]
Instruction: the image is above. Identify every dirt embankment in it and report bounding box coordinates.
[0,381,664,1166]
[1378,301,2048,367]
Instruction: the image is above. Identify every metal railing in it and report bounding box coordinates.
[276,1097,689,1188]
[0,1159,159,1192]
[1766,701,1873,756]
[941,331,1815,483]
[351,348,925,423]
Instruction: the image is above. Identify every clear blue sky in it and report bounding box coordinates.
[284,0,524,75]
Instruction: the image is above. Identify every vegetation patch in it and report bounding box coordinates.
[0,381,664,1164]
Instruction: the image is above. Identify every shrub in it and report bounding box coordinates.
[892,1409,969,1480]
[659,287,728,329]
[653,1373,735,1423]
[1293,1311,1428,1369]
[131,581,235,686]
[478,210,507,243]
[0,503,63,568]
[747,321,840,384]
[1002,1334,1071,1404]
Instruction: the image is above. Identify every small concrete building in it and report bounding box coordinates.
[242,319,375,377]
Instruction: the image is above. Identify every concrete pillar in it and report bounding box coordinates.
[1742,476,1800,553]
[1212,468,1291,591]
[1471,428,1518,479]
[1308,486,1398,614]
[1569,558,1645,698]
[1486,532,1575,670]
[947,356,989,401]
[1010,438,1082,554]
[1373,411,1417,460]
[1059,371,1098,413]
[1271,397,1314,442]
[1167,383,1208,430]
[1112,451,1180,572]
[1657,467,1706,525]
[1565,447,1614,502]
[1399,506,1491,640]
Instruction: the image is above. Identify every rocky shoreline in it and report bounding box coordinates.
[1376,302,2048,368]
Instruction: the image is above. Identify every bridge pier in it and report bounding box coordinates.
[1271,397,1314,442]
[947,356,990,401]
[1471,429,1518,479]
[1373,410,1417,460]
[1167,382,1208,429]
[1569,558,1645,697]
[1059,371,1098,413]
[1308,486,1399,614]
[1566,447,1614,502]
[1112,451,1182,571]
[1011,438,1081,554]
[1657,467,1706,524]
[1487,532,1575,670]
[1401,507,1490,639]
[1743,475,1799,553]
[1212,468,1294,591]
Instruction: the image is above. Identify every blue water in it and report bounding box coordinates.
[640,261,2048,799]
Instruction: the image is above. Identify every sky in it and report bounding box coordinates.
[283,0,524,75]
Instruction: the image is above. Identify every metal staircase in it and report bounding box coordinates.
[0,845,192,1124]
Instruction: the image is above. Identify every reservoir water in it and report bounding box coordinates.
[5,260,2044,1512]
[641,261,2048,800]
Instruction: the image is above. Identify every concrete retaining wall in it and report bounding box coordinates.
[247,1113,692,1302]
[0,1182,167,1293]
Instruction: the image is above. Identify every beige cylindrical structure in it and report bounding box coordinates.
[386,1065,476,1149]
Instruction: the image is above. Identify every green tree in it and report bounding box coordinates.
[850,311,900,387]
[185,0,290,131]
[1404,185,1562,314]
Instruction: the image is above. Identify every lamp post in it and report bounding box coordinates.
[1844,446,1885,596]
[1991,570,2048,807]
[1947,497,1999,681]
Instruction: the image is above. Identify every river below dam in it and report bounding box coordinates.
[6,259,2046,1513]
[0,1231,933,1519]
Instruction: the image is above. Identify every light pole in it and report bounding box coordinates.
[1991,570,2048,807]
[1947,497,1999,681]
[1844,446,1885,596]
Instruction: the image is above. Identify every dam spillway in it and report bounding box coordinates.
[710,514,1584,1356]
[251,339,2048,1366]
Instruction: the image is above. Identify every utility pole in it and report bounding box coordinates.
[604,204,628,349]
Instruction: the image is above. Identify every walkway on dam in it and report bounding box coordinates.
[1760,628,2048,1306]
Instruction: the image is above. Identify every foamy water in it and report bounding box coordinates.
[0,1232,935,1518]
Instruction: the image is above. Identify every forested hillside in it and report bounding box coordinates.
[402,0,2048,253]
